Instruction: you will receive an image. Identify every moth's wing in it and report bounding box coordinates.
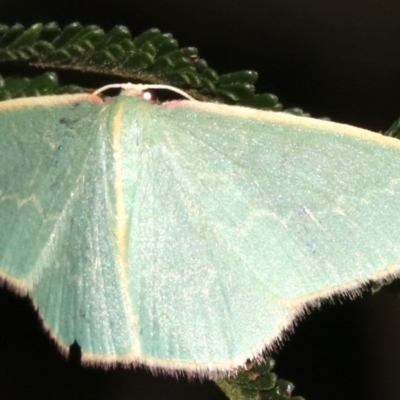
[0,95,137,358]
[3,92,400,374]
[125,98,400,372]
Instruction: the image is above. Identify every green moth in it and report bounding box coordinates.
[0,83,399,375]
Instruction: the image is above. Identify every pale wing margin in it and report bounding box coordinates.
[126,98,400,373]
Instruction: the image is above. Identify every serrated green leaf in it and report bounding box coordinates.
[0,22,284,108]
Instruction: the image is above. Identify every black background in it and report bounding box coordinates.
[1,1,400,399]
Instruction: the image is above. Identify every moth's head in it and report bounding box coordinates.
[93,83,196,104]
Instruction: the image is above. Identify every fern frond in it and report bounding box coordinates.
[0,22,281,109]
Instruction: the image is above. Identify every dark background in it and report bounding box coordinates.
[1,1,400,399]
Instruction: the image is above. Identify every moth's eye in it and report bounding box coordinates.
[142,90,156,102]
[141,88,186,104]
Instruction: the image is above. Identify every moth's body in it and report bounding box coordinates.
[1,87,400,375]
